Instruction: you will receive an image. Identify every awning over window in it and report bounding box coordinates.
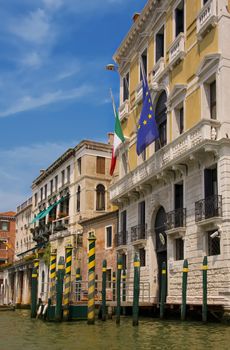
[31,196,66,224]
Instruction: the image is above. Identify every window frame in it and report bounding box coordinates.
[173,0,185,39]
[96,184,106,211]
[105,225,113,249]
[155,25,165,64]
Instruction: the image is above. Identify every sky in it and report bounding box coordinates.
[0,0,146,212]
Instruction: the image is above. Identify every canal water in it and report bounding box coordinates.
[0,310,229,350]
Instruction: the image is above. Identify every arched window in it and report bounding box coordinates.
[77,186,81,212]
[96,184,105,211]
[41,270,45,293]
[155,91,167,151]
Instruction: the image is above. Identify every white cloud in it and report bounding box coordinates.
[21,52,42,68]
[0,85,94,118]
[42,0,64,10]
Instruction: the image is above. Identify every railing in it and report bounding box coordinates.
[52,217,69,233]
[131,224,147,242]
[195,195,222,222]
[119,100,129,121]
[166,208,186,230]
[110,119,220,201]
[31,223,52,243]
[197,0,217,40]
[115,231,128,246]
[17,197,32,213]
[169,33,185,68]
[151,57,165,83]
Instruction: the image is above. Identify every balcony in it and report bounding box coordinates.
[131,224,147,242]
[115,231,128,247]
[197,0,217,41]
[135,82,143,104]
[151,58,165,85]
[31,223,52,244]
[50,217,70,240]
[119,100,129,122]
[166,208,186,234]
[195,195,222,223]
[168,33,185,69]
[110,119,220,202]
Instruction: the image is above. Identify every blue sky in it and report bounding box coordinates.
[0,0,146,211]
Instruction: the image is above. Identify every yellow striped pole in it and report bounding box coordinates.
[63,244,73,321]
[49,252,57,303]
[33,258,39,275]
[87,233,96,325]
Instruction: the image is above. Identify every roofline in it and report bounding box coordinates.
[80,210,118,226]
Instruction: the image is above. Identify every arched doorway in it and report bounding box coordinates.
[155,91,167,151]
[154,206,167,300]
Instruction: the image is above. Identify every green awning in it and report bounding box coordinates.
[31,197,65,224]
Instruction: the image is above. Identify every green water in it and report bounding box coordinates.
[0,310,229,350]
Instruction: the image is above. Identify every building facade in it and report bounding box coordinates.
[110,0,230,312]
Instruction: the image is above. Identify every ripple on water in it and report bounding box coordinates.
[0,311,229,350]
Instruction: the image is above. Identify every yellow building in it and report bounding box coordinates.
[110,0,230,314]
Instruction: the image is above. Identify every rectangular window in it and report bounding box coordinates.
[77,158,82,175]
[155,26,164,62]
[55,175,58,192]
[208,230,220,256]
[179,107,184,134]
[34,193,38,206]
[121,253,127,270]
[210,80,216,119]
[175,238,184,260]
[139,248,146,267]
[106,226,112,248]
[0,221,9,231]
[67,165,71,182]
[138,201,145,226]
[40,188,43,201]
[140,49,147,81]
[50,180,53,195]
[123,72,129,102]
[175,0,184,37]
[96,156,105,174]
[106,269,112,288]
[61,170,65,187]
[44,184,47,199]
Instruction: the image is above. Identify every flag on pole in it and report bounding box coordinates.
[110,90,125,176]
[136,59,159,155]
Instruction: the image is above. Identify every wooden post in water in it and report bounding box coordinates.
[63,244,73,321]
[202,256,208,322]
[55,256,65,322]
[122,269,126,302]
[87,233,96,325]
[181,259,188,321]
[132,253,140,326]
[49,252,57,303]
[102,259,107,321]
[116,256,122,324]
[160,261,167,320]
[31,266,38,318]
[76,267,81,302]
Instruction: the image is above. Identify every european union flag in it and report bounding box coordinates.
[136,74,159,155]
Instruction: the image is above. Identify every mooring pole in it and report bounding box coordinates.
[63,244,73,321]
[202,256,208,322]
[76,267,81,302]
[102,259,107,321]
[87,233,96,325]
[181,259,188,321]
[132,253,140,326]
[160,261,167,320]
[31,266,38,318]
[49,252,57,303]
[55,256,65,322]
[112,272,116,302]
[122,269,126,302]
[116,256,122,324]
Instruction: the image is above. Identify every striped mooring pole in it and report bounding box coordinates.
[133,253,140,326]
[63,245,73,321]
[122,269,126,302]
[31,266,38,318]
[116,256,122,325]
[33,258,39,275]
[112,272,116,302]
[55,256,65,322]
[102,259,107,321]
[76,267,81,302]
[181,259,188,321]
[202,256,208,322]
[49,252,57,303]
[160,261,167,320]
[87,233,96,325]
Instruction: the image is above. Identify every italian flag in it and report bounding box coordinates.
[110,96,125,176]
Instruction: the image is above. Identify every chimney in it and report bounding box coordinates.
[107,132,114,145]
[133,13,140,23]
[40,169,45,175]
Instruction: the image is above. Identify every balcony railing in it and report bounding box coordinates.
[151,57,165,84]
[169,33,185,69]
[131,224,147,242]
[52,217,69,233]
[115,231,128,247]
[119,100,129,121]
[195,195,222,222]
[197,0,217,40]
[31,223,52,244]
[166,208,186,230]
